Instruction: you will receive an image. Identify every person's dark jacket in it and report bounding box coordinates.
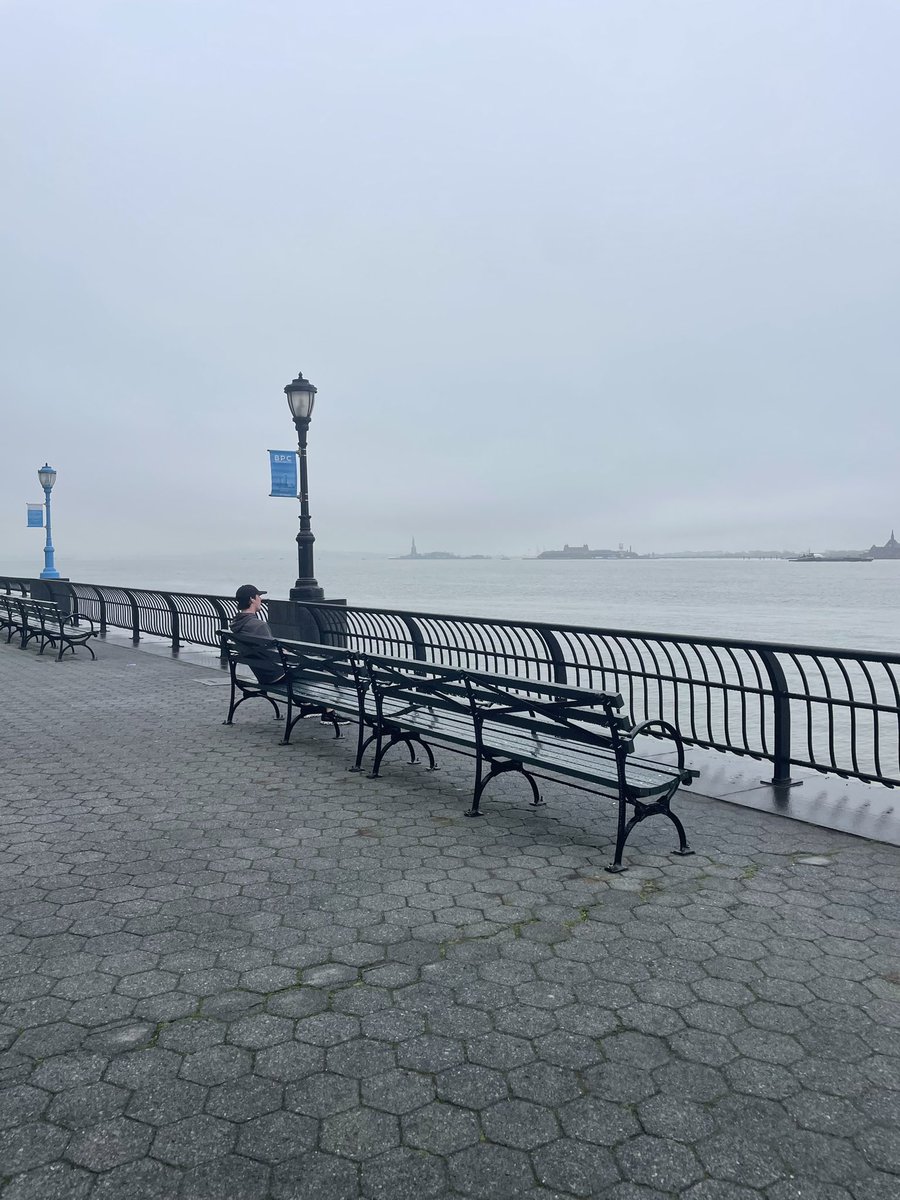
[230,611,283,685]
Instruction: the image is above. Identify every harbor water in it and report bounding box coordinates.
[4,551,899,653]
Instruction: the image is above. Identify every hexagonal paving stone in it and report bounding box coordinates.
[361,1069,435,1115]
[361,1009,426,1043]
[0,1085,50,1128]
[0,1122,71,1176]
[436,1064,508,1109]
[0,1161,93,1200]
[533,1138,621,1196]
[127,1078,208,1126]
[271,1150,359,1200]
[66,1116,153,1172]
[361,1145,447,1199]
[255,1041,324,1082]
[285,1072,359,1119]
[636,1093,717,1142]
[227,1013,294,1050]
[481,1099,559,1150]
[237,1110,318,1163]
[401,1102,481,1155]
[327,1039,397,1079]
[493,1005,559,1040]
[180,1045,252,1087]
[151,1114,235,1167]
[583,1063,657,1105]
[615,1135,704,1192]
[206,1075,283,1121]
[466,1032,535,1070]
[695,1130,787,1189]
[103,1048,181,1089]
[158,1020,225,1054]
[449,1143,535,1199]
[321,1107,400,1161]
[396,1034,464,1073]
[179,1152,269,1199]
[89,1157,183,1200]
[508,1060,584,1107]
[293,1012,361,1046]
[533,1030,604,1069]
[48,1081,128,1129]
[559,1095,641,1145]
[30,1053,108,1093]
[778,1129,869,1185]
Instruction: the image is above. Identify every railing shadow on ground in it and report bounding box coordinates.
[3,575,898,794]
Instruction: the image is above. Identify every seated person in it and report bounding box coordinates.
[230,584,349,725]
[230,585,284,685]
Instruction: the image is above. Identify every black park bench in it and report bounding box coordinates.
[361,652,698,873]
[1,595,98,661]
[218,631,364,744]
[217,635,699,872]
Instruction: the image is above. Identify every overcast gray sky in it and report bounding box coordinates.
[2,0,898,563]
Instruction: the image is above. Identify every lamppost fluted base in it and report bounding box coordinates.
[289,584,326,602]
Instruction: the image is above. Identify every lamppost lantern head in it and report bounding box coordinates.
[285,371,317,422]
[38,463,57,490]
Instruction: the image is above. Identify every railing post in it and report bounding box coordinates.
[124,589,141,644]
[165,594,181,653]
[210,599,229,662]
[402,616,427,662]
[94,587,107,635]
[758,650,802,788]
[538,628,568,684]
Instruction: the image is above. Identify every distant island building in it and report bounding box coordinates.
[537,543,638,560]
[868,531,900,560]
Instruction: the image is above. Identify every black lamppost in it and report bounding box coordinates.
[285,370,326,602]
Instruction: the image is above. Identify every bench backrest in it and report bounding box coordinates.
[362,652,473,721]
[20,598,62,626]
[461,666,631,751]
[216,635,630,753]
[217,629,277,676]
[277,639,367,697]
[362,651,631,752]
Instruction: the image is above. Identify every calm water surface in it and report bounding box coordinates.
[6,551,899,652]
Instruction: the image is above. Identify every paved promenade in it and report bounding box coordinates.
[1,638,898,1199]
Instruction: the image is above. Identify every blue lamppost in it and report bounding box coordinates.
[38,463,60,580]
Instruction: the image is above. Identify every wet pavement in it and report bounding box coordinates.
[0,637,898,1198]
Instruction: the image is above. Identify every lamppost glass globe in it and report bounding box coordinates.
[284,372,317,422]
[38,464,57,490]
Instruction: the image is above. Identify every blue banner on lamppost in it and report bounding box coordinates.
[268,450,298,497]
[27,503,43,528]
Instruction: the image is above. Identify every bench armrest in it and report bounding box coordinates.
[627,717,691,776]
[64,613,96,634]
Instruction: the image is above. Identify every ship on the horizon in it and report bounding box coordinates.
[789,551,874,562]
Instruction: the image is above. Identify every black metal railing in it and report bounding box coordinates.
[3,575,898,791]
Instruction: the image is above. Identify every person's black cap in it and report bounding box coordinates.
[235,584,267,608]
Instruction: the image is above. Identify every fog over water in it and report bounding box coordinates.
[1,0,899,563]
